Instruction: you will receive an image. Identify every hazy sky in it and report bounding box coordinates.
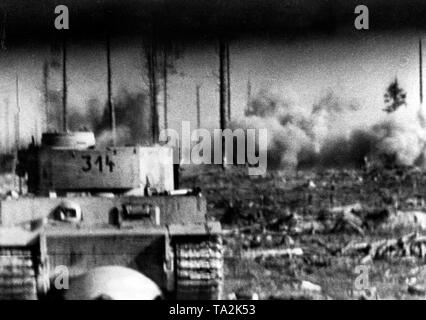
[0,30,422,143]
[0,0,425,149]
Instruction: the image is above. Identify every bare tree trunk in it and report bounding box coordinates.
[163,48,168,131]
[420,38,423,105]
[15,75,21,193]
[226,42,231,121]
[1,11,6,50]
[219,40,227,130]
[196,84,201,129]
[106,34,116,146]
[246,78,252,115]
[146,37,159,144]
[152,47,159,143]
[34,115,39,144]
[15,74,20,150]
[42,61,49,132]
[219,39,227,167]
[4,98,9,153]
[62,35,67,132]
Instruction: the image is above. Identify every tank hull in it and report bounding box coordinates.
[6,134,223,300]
[0,196,223,300]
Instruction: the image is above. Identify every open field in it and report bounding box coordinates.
[181,165,426,300]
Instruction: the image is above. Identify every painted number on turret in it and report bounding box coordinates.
[81,155,115,173]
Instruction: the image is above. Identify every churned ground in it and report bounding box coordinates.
[181,165,426,300]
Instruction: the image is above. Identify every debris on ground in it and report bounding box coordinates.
[242,248,303,260]
[384,210,426,230]
[407,284,426,296]
[174,165,426,299]
[353,287,378,300]
[5,190,19,200]
[227,290,260,300]
[330,203,365,235]
[300,280,322,293]
[342,233,426,262]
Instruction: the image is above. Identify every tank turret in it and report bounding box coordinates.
[18,132,175,196]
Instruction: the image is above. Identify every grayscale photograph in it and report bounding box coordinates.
[0,0,425,304]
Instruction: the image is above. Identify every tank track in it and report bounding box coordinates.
[175,236,224,299]
[0,248,38,300]
[0,248,49,300]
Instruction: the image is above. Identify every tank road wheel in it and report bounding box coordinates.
[0,248,49,300]
[174,235,224,300]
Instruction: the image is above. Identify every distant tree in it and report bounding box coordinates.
[383,78,407,113]
[142,34,181,142]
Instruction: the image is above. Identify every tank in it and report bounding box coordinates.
[0,132,223,300]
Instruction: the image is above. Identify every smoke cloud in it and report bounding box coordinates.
[67,88,153,147]
[50,83,426,171]
[233,84,426,170]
